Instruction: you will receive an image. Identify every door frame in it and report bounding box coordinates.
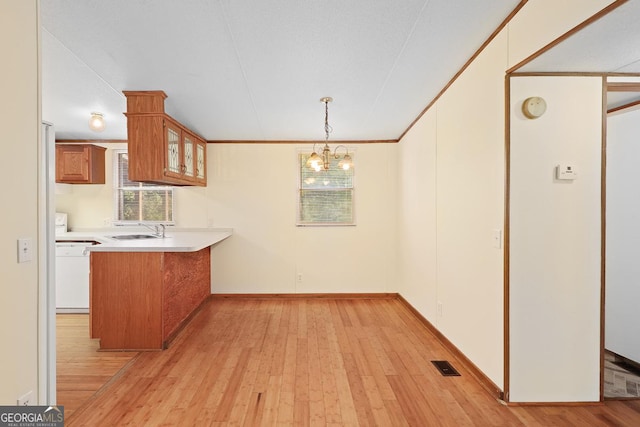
[602,78,640,399]
[38,121,56,404]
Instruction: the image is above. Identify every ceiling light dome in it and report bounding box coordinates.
[89,112,105,132]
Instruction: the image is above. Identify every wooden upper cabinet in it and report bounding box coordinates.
[123,90,207,186]
[56,144,106,184]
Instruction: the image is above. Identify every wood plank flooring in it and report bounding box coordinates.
[62,298,640,426]
[56,314,139,418]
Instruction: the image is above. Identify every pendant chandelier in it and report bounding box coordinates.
[306,97,353,172]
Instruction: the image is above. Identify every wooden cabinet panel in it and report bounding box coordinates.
[125,90,166,113]
[126,115,165,183]
[163,248,210,340]
[90,248,211,350]
[90,252,163,350]
[56,144,106,184]
[124,90,207,186]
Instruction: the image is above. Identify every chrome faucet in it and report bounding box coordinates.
[139,222,166,238]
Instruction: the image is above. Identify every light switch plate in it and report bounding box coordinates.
[17,238,33,263]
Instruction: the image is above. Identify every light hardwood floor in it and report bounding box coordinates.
[56,314,138,418]
[61,297,640,426]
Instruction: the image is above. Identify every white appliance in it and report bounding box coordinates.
[55,241,92,313]
[55,211,91,312]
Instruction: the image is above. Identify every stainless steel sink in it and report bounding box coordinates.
[109,234,159,240]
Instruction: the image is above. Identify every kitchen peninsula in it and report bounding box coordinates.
[62,229,232,351]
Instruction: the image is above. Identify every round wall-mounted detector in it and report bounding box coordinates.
[522,96,547,119]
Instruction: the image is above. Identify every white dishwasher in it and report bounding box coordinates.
[55,241,93,313]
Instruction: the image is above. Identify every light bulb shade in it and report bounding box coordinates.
[338,153,353,170]
[89,112,105,132]
[306,151,322,169]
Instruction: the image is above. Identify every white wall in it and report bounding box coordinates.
[58,143,398,294]
[0,0,40,405]
[397,30,508,388]
[606,107,640,364]
[397,109,437,320]
[435,29,508,387]
[396,35,507,389]
[193,143,398,294]
[396,0,611,395]
[509,76,603,402]
[507,0,613,68]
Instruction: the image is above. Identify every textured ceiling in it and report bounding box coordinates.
[40,0,522,141]
[518,1,640,74]
[516,1,640,111]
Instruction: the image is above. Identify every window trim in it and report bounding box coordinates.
[296,148,356,227]
[112,149,176,225]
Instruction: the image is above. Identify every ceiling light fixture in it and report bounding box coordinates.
[307,97,353,172]
[88,112,105,132]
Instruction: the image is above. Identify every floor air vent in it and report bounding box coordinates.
[431,360,461,376]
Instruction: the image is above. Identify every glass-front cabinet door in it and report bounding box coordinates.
[165,120,182,178]
[196,140,206,183]
[183,134,195,179]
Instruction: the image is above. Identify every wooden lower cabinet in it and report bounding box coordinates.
[90,248,210,350]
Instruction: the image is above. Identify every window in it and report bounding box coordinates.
[297,152,355,226]
[114,150,174,223]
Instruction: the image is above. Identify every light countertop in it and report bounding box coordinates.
[55,228,232,253]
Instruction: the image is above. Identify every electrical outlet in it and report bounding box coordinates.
[296,273,303,283]
[437,301,443,317]
[103,217,111,227]
[17,390,33,406]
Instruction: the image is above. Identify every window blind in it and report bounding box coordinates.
[298,152,355,226]
[114,150,174,223]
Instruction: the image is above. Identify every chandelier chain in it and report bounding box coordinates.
[324,99,333,142]
[306,96,351,172]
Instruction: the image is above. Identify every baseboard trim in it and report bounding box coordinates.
[211,292,399,300]
[396,294,504,401]
[505,401,603,407]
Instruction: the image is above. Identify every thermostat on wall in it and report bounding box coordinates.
[556,164,577,181]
